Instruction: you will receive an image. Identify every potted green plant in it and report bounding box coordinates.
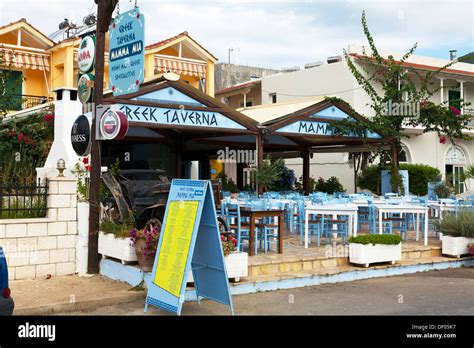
[434,182,453,199]
[98,220,137,264]
[348,234,402,267]
[435,210,474,258]
[254,156,282,193]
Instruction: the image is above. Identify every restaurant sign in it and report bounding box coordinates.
[145,179,233,315]
[77,36,95,73]
[276,120,381,139]
[113,104,246,130]
[109,7,145,97]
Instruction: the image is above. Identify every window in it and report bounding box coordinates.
[445,145,468,194]
[448,90,461,111]
[270,93,277,104]
[239,100,253,108]
[399,144,412,163]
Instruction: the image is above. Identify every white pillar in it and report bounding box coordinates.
[460,81,464,114]
[36,88,84,181]
[439,78,444,105]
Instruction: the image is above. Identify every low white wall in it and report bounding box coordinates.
[0,177,77,280]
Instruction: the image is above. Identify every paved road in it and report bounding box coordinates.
[58,267,474,315]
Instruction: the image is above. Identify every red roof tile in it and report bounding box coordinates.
[350,53,474,77]
[0,18,55,46]
[146,31,217,61]
[216,80,260,95]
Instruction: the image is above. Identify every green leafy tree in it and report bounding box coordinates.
[332,11,471,193]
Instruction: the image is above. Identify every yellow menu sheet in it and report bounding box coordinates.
[153,200,199,297]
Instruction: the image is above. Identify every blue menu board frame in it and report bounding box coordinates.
[145,179,234,315]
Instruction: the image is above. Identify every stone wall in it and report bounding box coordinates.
[0,177,77,280]
[215,63,279,91]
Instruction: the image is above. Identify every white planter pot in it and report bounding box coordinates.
[76,202,89,275]
[349,243,402,267]
[187,251,248,283]
[442,235,474,258]
[98,231,137,264]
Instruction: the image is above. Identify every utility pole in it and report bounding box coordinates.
[88,0,117,274]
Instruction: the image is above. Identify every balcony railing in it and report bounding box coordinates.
[10,94,53,111]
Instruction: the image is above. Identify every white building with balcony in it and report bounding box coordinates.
[217,46,474,194]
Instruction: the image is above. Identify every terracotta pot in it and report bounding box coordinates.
[134,238,155,272]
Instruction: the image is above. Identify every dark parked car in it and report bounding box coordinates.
[0,246,14,315]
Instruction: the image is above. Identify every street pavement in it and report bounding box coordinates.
[56,267,474,316]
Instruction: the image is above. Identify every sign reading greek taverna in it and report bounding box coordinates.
[113,104,246,130]
[109,7,145,97]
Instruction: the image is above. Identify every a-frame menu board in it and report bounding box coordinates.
[145,179,234,315]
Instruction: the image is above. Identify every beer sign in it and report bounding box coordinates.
[77,73,94,104]
[71,115,91,156]
[99,109,129,140]
[77,36,95,73]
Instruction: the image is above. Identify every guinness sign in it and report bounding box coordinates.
[71,115,91,156]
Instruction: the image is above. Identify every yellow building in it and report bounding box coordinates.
[0,19,217,115]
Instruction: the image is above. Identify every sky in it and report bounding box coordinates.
[0,0,472,69]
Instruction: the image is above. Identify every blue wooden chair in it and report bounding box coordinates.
[224,203,252,253]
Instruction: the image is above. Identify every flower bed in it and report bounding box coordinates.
[98,232,137,264]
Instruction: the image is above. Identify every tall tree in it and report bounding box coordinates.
[332,11,471,192]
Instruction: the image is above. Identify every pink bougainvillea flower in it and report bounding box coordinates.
[43,114,54,122]
[450,106,461,116]
[85,165,91,172]
[82,157,89,165]
[439,136,447,145]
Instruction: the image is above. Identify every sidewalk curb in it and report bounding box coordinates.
[13,291,146,316]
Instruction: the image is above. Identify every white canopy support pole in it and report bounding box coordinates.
[40,56,50,96]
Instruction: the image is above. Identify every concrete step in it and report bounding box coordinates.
[239,254,465,286]
[248,246,442,277]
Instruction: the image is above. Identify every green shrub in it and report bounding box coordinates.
[315,176,346,194]
[216,171,239,193]
[399,163,440,196]
[434,210,474,238]
[357,164,440,196]
[348,234,402,245]
[295,176,317,193]
[100,220,134,239]
[357,165,379,194]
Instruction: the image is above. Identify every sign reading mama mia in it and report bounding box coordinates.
[277,120,381,139]
[114,104,246,130]
[109,7,145,97]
